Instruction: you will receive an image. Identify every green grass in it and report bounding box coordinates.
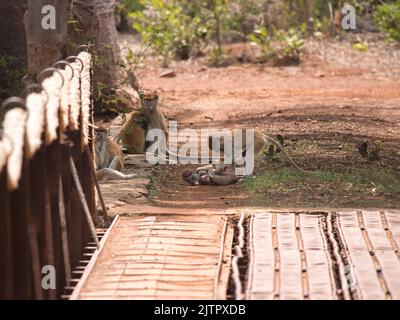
[149,175,162,198]
[243,166,400,208]
[245,167,400,193]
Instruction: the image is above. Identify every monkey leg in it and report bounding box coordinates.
[109,156,120,170]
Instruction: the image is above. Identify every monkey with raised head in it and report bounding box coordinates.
[119,90,166,154]
[95,127,137,181]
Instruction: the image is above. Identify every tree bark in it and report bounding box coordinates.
[68,0,139,113]
[24,0,68,82]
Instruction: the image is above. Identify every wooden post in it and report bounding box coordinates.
[0,168,13,299]
[10,159,33,299]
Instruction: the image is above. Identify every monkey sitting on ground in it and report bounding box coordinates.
[182,164,241,186]
[95,127,137,181]
[119,90,166,153]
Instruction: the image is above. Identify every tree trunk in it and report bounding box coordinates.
[24,0,68,82]
[68,0,139,114]
[306,0,314,35]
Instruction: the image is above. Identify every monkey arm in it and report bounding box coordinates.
[207,167,217,178]
[96,141,108,169]
[195,164,214,173]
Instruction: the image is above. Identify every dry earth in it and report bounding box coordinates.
[117,34,400,210]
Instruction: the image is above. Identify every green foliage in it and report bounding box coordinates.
[273,27,305,63]
[206,47,229,67]
[248,26,305,64]
[125,0,399,65]
[247,26,272,61]
[352,41,369,52]
[374,1,400,43]
[0,55,26,102]
[129,0,209,63]
[244,166,400,196]
[128,0,250,64]
[117,0,144,13]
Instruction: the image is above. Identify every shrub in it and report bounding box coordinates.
[273,27,305,64]
[248,26,305,65]
[374,1,400,43]
[247,26,273,62]
[129,0,208,64]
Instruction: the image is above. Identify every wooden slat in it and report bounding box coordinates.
[72,215,232,300]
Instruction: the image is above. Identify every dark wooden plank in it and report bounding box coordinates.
[10,158,33,299]
[0,168,13,299]
[69,130,84,269]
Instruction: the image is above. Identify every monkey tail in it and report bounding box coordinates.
[96,168,137,181]
[261,133,315,174]
[145,147,222,163]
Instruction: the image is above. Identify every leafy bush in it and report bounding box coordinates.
[128,0,248,64]
[206,47,229,67]
[129,0,208,64]
[247,26,273,62]
[273,27,305,64]
[374,1,400,43]
[248,26,305,64]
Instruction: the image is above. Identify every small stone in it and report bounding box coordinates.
[160,70,176,78]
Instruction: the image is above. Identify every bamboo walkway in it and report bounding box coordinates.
[71,209,400,300]
[245,210,400,300]
[71,215,233,300]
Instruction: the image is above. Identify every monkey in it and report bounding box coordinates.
[119,116,146,154]
[94,127,137,181]
[182,164,240,186]
[207,128,314,174]
[119,90,166,154]
[139,90,168,136]
[147,121,312,174]
[126,91,312,174]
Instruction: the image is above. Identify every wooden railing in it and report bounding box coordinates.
[0,49,103,299]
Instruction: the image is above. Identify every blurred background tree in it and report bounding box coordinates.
[1,0,399,104]
[125,0,400,66]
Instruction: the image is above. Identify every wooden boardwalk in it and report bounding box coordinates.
[71,209,400,300]
[71,215,233,300]
[245,210,400,300]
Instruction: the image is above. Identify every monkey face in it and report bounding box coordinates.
[139,90,158,113]
[94,128,108,143]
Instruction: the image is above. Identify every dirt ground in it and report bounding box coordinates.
[123,34,400,209]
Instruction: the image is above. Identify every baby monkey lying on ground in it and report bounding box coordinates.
[182,164,241,186]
